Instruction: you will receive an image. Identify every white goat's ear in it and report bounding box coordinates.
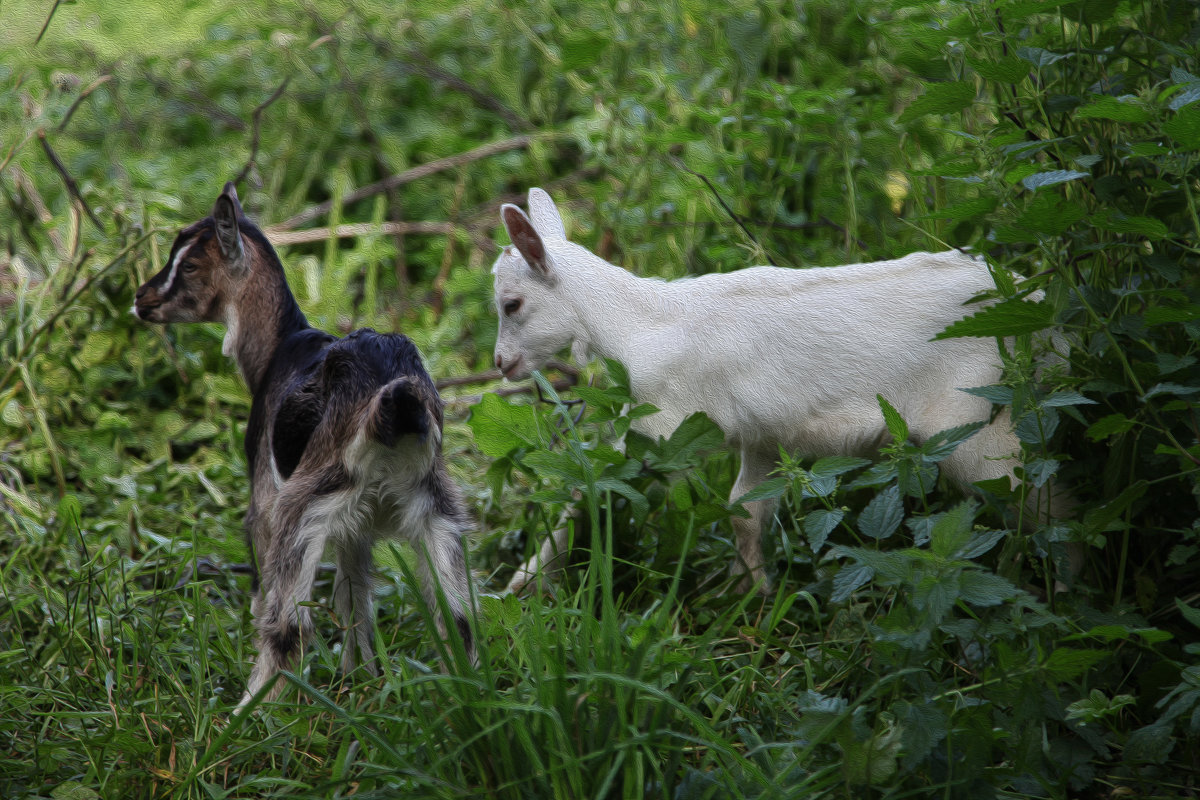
[212,181,246,267]
[527,187,567,240]
[501,203,554,282]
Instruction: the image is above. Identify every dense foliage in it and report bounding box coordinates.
[1,0,1198,797]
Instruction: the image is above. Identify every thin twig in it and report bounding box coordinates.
[432,171,467,315]
[0,231,158,394]
[35,0,63,45]
[57,75,113,133]
[263,221,457,246]
[233,77,291,187]
[668,154,777,267]
[37,129,104,233]
[275,135,535,231]
[435,359,579,392]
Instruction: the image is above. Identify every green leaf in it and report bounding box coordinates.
[1086,413,1135,442]
[1021,169,1090,191]
[736,477,790,504]
[934,297,1055,339]
[1014,192,1088,235]
[832,563,874,603]
[897,81,976,123]
[1074,95,1151,123]
[649,411,725,471]
[921,196,998,221]
[960,385,1014,404]
[1043,647,1109,680]
[859,485,903,540]
[1165,103,1200,149]
[467,394,541,457]
[1092,211,1170,239]
[560,30,608,72]
[958,570,1021,606]
[809,456,872,478]
[1078,480,1147,537]
[877,395,909,441]
[967,55,1029,83]
[1040,390,1097,408]
[1124,723,1175,765]
[1141,382,1200,402]
[1017,46,1073,68]
[920,421,985,462]
[805,508,843,553]
[1176,599,1200,630]
[930,502,974,558]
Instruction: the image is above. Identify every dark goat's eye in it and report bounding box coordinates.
[503,299,522,316]
[182,262,198,273]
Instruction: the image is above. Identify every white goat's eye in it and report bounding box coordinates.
[503,298,522,316]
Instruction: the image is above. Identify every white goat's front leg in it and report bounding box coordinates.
[504,507,574,595]
[333,535,376,675]
[731,449,775,594]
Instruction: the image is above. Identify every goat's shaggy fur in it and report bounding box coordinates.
[135,183,475,709]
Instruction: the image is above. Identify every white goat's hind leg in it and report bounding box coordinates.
[731,449,775,594]
[333,535,376,675]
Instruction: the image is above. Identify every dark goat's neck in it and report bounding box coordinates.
[227,237,310,395]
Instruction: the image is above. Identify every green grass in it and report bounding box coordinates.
[2,0,1199,797]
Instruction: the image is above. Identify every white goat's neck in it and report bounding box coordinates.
[556,248,669,371]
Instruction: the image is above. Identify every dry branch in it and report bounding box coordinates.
[57,75,114,133]
[37,129,103,233]
[233,77,292,187]
[263,221,457,246]
[275,135,534,231]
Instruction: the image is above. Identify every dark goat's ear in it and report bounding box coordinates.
[501,203,554,282]
[212,182,245,265]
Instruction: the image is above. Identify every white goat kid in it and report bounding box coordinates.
[493,188,1034,592]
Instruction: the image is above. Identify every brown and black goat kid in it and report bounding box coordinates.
[134,182,475,710]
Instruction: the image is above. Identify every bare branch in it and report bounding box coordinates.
[275,135,534,231]
[35,0,63,45]
[668,154,777,267]
[57,75,113,133]
[263,220,457,246]
[233,77,292,187]
[37,129,104,233]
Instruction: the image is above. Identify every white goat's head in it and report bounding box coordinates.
[492,188,579,380]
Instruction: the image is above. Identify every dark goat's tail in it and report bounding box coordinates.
[369,376,441,447]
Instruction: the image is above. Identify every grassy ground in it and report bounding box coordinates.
[2,0,1199,797]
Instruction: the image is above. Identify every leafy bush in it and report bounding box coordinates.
[1,0,1199,797]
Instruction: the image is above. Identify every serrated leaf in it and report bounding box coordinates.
[649,411,724,471]
[1075,95,1151,123]
[877,395,909,441]
[1141,382,1200,401]
[467,394,541,457]
[1166,103,1200,149]
[935,298,1055,340]
[958,570,1021,606]
[1014,191,1088,235]
[922,196,998,221]
[1022,169,1090,191]
[920,421,985,462]
[930,502,974,558]
[1040,390,1097,408]
[1176,599,1200,630]
[859,485,903,540]
[1017,46,1073,68]
[1044,647,1109,680]
[810,456,872,478]
[897,81,976,124]
[959,528,1007,559]
[1124,723,1175,765]
[960,385,1015,404]
[736,476,790,504]
[1022,458,1060,488]
[1092,211,1170,239]
[967,54,1029,83]
[805,508,843,553]
[831,563,874,603]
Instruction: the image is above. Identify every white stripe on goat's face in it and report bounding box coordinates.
[158,241,192,297]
